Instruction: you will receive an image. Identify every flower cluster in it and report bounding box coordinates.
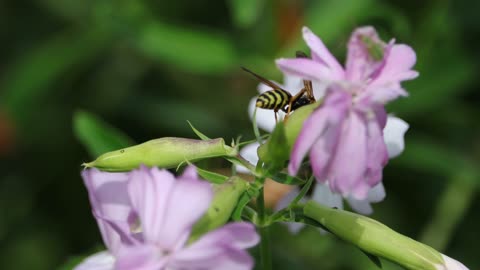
[76,166,259,270]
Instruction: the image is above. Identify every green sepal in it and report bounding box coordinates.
[261,122,289,174]
[187,120,211,140]
[190,176,248,241]
[195,166,229,184]
[232,182,261,221]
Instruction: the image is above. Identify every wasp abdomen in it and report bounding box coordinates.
[256,90,292,111]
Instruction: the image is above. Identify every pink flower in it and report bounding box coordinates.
[76,166,259,270]
[279,26,418,200]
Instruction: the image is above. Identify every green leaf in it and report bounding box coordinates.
[268,172,305,185]
[135,22,237,74]
[73,110,134,158]
[228,0,264,28]
[196,166,229,184]
[187,120,211,140]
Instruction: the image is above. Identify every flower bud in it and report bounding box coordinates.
[258,101,319,162]
[189,176,248,241]
[304,201,468,270]
[83,137,237,171]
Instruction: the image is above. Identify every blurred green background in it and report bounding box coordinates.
[0,0,478,269]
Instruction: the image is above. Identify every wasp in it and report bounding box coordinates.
[242,51,316,122]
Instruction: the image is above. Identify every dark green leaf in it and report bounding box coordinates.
[73,110,134,158]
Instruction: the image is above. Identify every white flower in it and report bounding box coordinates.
[436,254,469,270]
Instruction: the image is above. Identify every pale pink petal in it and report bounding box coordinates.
[437,254,469,270]
[346,197,373,215]
[180,165,198,180]
[383,116,409,158]
[370,44,419,86]
[288,89,350,176]
[345,26,385,82]
[74,251,115,270]
[235,142,260,174]
[364,117,388,187]
[127,166,176,246]
[128,166,213,250]
[311,183,343,209]
[276,58,335,82]
[171,223,258,269]
[346,183,385,214]
[358,82,408,106]
[155,170,213,251]
[302,26,345,79]
[115,244,167,270]
[81,169,132,253]
[366,182,386,203]
[327,112,368,198]
[281,75,304,93]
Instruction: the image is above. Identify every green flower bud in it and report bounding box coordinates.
[190,176,248,241]
[258,101,320,162]
[83,137,237,171]
[304,201,459,270]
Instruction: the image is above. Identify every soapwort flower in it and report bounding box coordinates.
[279,26,418,199]
[239,74,409,215]
[76,166,259,270]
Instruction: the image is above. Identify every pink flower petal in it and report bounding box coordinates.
[128,166,213,251]
[171,222,258,270]
[327,112,368,198]
[127,166,176,247]
[288,89,350,176]
[74,251,115,270]
[81,169,132,253]
[115,244,167,270]
[364,117,388,187]
[302,26,345,79]
[345,26,385,82]
[276,58,335,82]
[370,44,419,86]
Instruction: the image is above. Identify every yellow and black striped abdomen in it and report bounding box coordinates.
[256,89,292,111]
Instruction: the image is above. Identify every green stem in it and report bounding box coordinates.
[288,175,314,209]
[257,187,272,270]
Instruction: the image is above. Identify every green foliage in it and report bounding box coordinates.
[73,110,134,158]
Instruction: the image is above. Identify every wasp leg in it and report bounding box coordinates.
[274,110,278,123]
[285,88,307,121]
